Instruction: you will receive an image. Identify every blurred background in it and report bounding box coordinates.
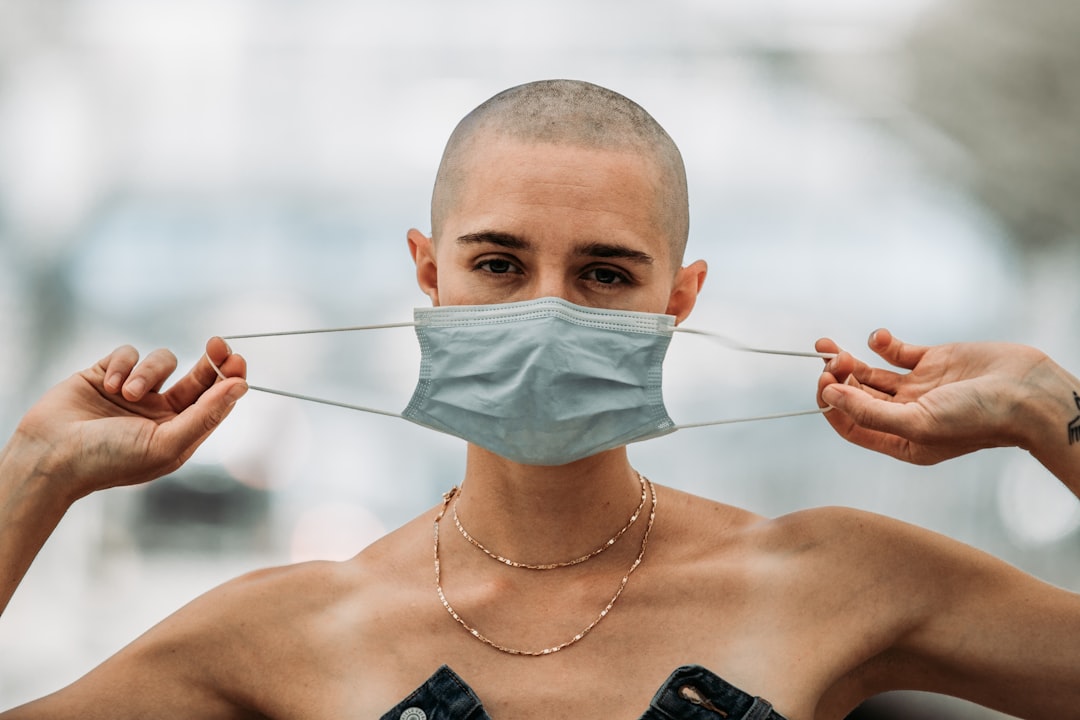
[1,0,1078,716]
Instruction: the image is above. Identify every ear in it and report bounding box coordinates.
[407,228,440,306]
[666,259,707,325]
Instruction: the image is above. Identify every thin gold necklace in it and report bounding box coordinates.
[433,477,656,656]
[451,471,648,570]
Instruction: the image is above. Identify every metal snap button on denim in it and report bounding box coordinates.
[400,708,427,720]
[679,685,729,717]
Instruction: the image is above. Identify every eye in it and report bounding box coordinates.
[476,258,521,275]
[583,267,630,285]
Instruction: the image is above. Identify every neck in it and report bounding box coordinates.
[452,445,644,566]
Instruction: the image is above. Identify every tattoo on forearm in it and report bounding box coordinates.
[1070,391,1080,446]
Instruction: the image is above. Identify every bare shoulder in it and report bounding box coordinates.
[747,504,927,553]
[651,489,1004,633]
[751,504,1010,576]
[651,490,1080,715]
[206,513,436,653]
[655,485,996,577]
[2,513,436,720]
[0,560,354,718]
[651,484,765,545]
[653,486,927,561]
[738,504,999,594]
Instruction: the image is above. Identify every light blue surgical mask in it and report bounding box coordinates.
[211,297,835,466]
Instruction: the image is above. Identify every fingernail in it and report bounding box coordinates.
[226,381,248,405]
[126,378,146,398]
[822,386,842,405]
[106,373,123,392]
[845,374,860,388]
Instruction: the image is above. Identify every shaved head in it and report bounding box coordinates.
[431,79,690,264]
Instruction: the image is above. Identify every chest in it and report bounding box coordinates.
[256,577,879,720]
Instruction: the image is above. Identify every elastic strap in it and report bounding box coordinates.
[673,406,831,430]
[667,326,835,424]
[204,325,410,418]
[204,320,836,424]
[222,321,415,340]
[673,326,837,360]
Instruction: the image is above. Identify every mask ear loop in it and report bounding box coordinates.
[670,326,838,424]
[204,321,416,419]
[203,321,840,421]
[673,326,837,360]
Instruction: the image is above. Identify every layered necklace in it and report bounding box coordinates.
[433,472,657,656]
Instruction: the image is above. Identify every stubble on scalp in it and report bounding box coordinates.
[430,79,690,266]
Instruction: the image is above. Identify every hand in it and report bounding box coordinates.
[10,337,247,501]
[814,329,1051,465]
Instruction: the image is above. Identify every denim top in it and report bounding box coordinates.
[379,664,788,720]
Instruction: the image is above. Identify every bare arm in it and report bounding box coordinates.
[0,342,383,719]
[861,515,1080,718]
[0,558,359,720]
[805,333,1080,715]
[799,509,1080,719]
[0,339,251,717]
[0,339,246,615]
[0,568,290,720]
[815,330,1080,496]
[910,545,1080,717]
[0,341,261,716]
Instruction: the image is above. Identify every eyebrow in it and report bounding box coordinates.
[456,231,530,250]
[576,241,654,265]
[456,232,654,265]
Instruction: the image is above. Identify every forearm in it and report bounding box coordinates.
[1019,356,1080,498]
[0,437,74,616]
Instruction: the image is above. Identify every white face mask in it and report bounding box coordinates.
[210,297,834,466]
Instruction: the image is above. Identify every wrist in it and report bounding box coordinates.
[1015,356,1076,449]
[1015,354,1080,494]
[0,433,78,616]
[0,430,84,512]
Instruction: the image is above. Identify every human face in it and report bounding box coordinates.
[409,138,706,322]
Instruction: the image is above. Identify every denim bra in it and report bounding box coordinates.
[379,664,788,720]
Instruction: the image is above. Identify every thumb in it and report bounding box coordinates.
[825,382,928,440]
[156,378,248,458]
[821,382,913,435]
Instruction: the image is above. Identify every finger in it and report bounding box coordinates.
[163,338,247,413]
[819,351,893,398]
[207,336,247,379]
[815,337,841,358]
[218,351,247,379]
[818,369,892,414]
[204,347,248,383]
[821,382,934,440]
[151,378,249,470]
[122,348,178,402]
[817,370,837,409]
[841,373,893,401]
[99,345,140,394]
[817,376,899,451]
[825,347,911,397]
[868,329,929,371]
[819,384,986,466]
[818,383,922,459]
[823,349,856,379]
[823,411,916,463]
[206,336,231,368]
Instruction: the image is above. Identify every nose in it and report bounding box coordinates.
[530,271,577,305]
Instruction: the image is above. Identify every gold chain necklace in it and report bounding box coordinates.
[451,472,648,570]
[433,477,656,656]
